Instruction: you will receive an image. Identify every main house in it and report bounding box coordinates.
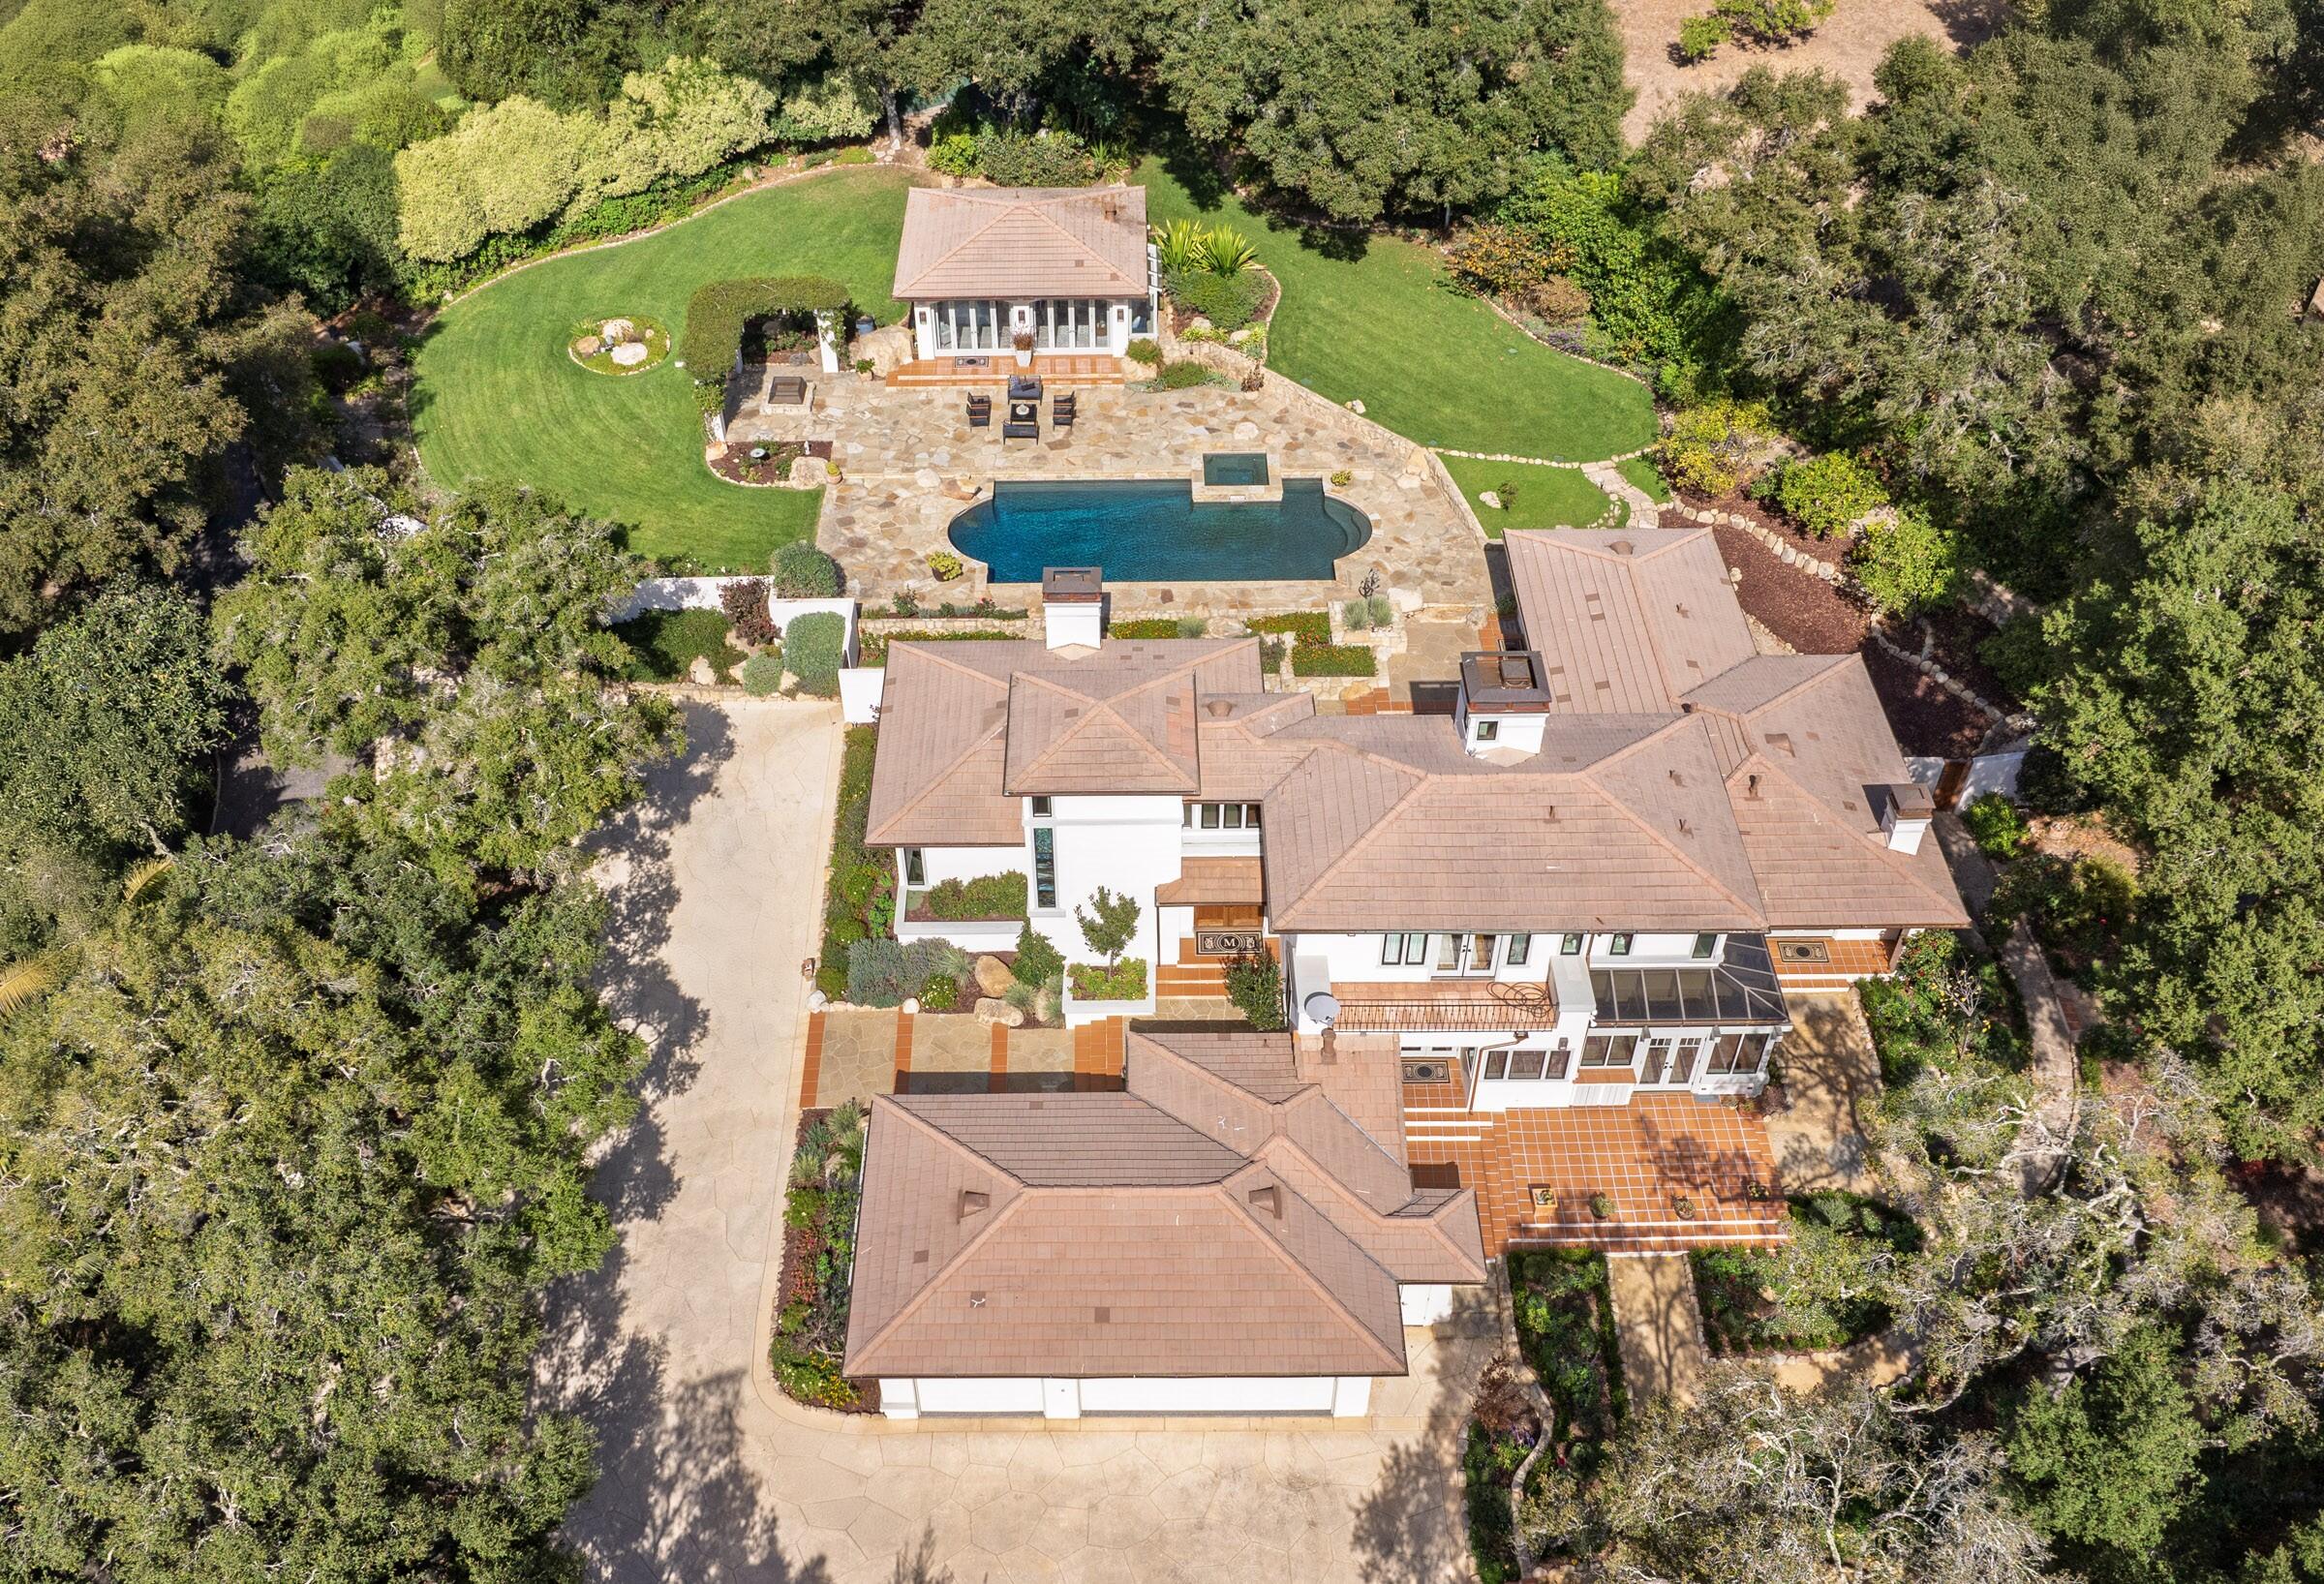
[842,526,1967,1416]
[893,184,1157,363]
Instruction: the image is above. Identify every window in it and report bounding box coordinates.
[1607,932,1634,957]
[1505,933,1532,966]
[1483,1049,1509,1080]
[1640,1039,1671,1084]
[902,848,925,886]
[1032,827,1056,909]
[1031,797,1053,819]
[1401,931,1426,963]
[1201,804,1221,829]
[1543,1043,1573,1080]
[1184,802,1263,831]
[1692,932,1719,960]
[1580,1034,1636,1069]
[1474,719,1499,743]
[1129,296,1153,335]
[1560,932,1584,956]
[1247,804,1262,828]
[1381,933,1406,966]
[1510,1048,1545,1080]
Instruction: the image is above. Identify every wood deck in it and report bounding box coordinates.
[885,353,1129,388]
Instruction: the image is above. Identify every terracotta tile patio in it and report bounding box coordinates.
[1405,1092,1789,1256]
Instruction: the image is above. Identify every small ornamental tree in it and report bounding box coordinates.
[1075,886,1141,969]
[1012,924,1064,987]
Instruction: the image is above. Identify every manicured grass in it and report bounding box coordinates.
[412,168,917,570]
[1140,161,1655,462]
[1618,454,1674,502]
[1441,455,1613,537]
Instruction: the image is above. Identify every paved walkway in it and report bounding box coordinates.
[549,700,1493,1583]
[1764,992,1883,1196]
[1582,461,1662,530]
[1606,1255,1708,1406]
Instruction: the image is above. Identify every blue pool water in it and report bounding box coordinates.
[1202,452,1269,487]
[949,478,1371,584]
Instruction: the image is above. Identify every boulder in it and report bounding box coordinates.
[575,335,603,357]
[688,655,717,686]
[600,317,636,343]
[1478,490,1503,511]
[974,996,1024,1027]
[974,955,1016,997]
[610,341,650,367]
[1346,398,1365,414]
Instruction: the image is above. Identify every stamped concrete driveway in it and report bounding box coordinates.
[543,698,1488,1584]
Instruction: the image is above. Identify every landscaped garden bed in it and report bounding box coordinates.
[707,440,820,487]
[615,608,743,683]
[1857,929,2028,1081]
[816,726,884,999]
[905,872,1028,922]
[1067,959,1148,1001]
[1243,609,1378,680]
[855,627,1023,666]
[1693,1191,1919,1356]
[1466,1250,1627,1583]
[770,1103,876,1413]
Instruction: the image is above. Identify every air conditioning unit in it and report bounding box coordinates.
[1401,1060,1450,1084]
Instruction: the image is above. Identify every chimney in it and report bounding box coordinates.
[1205,697,1234,718]
[958,1189,990,1220]
[1880,781,1935,855]
[1040,566,1104,651]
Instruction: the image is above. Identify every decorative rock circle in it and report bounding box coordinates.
[575,335,603,356]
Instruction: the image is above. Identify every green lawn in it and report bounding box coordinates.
[1618,454,1673,503]
[1441,455,1613,537]
[411,168,917,570]
[1140,161,1655,462]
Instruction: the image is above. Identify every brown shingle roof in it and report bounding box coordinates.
[844,1031,1486,1382]
[1503,528,1756,713]
[894,185,1148,300]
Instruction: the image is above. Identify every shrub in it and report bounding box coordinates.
[1259,636,1288,671]
[974,127,1101,186]
[1340,598,1372,632]
[1196,227,1258,274]
[1330,469,1354,488]
[1677,12,1731,59]
[1366,594,1393,627]
[679,275,849,390]
[1658,398,1780,497]
[1775,452,1888,539]
[1962,792,2029,859]
[1165,268,1268,332]
[919,973,959,1011]
[1992,852,2135,968]
[926,132,979,175]
[1526,274,1593,324]
[1151,218,1207,275]
[915,872,1029,920]
[1714,0,1836,44]
[740,652,783,695]
[1224,952,1286,1031]
[1068,959,1148,1001]
[617,608,742,681]
[719,577,779,644]
[1012,925,1064,988]
[1449,222,1561,297]
[1126,337,1163,366]
[774,540,842,597]
[845,937,963,1006]
[926,550,963,582]
[1155,359,1220,390]
[1109,618,1181,638]
[782,611,846,697]
[1291,643,1377,678]
[1852,509,1961,617]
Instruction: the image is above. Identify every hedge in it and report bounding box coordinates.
[912,872,1028,921]
[1291,642,1376,678]
[681,275,851,405]
[1245,611,1332,644]
[774,540,841,596]
[1109,616,1207,639]
[616,608,741,682]
[782,611,845,696]
[816,726,880,998]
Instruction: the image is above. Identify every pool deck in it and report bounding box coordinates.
[744,372,1494,618]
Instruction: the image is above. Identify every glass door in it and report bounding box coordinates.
[1433,933,1498,977]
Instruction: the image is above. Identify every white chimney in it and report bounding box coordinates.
[1881,781,1936,855]
[1041,566,1104,650]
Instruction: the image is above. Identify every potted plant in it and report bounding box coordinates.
[1012,329,1035,369]
[1671,1194,1698,1221]
[1588,1192,1614,1220]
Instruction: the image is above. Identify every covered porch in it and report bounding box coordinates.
[885,351,1129,388]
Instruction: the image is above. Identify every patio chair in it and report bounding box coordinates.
[1052,393,1077,429]
[965,393,991,428]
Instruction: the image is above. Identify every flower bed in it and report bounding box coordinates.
[1290,642,1376,678]
[568,314,669,375]
[708,441,811,487]
[816,726,884,999]
[1244,611,1332,644]
[770,1103,875,1412]
[1068,960,1147,1001]
[855,627,1022,667]
[907,872,1028,922]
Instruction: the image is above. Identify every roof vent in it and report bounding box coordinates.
[1765,731,1794,756]
[1677,817,1693,836]
[1668,769,1685,786]
[958,1190,990,1220]
[1543,804,1557,821]
[1609,539,1635,557]
[1745,774,1761,801]
[1205,697,1234,718]
[1247,1184,1283,1219]
[1674,602,1690,618]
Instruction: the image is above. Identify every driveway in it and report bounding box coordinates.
[543,698,1488,1584]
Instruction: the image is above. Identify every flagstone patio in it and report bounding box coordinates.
[733,370,1496,617]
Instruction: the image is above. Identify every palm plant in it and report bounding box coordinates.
[1151,219,1207,276]
[1195,226,1259,275]
[0,952,64,1018]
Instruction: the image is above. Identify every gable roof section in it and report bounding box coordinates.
[1690,655,1968,928]
[1503,528,1756,713]
[894,185,1148,300]
[1254,713,1766,932]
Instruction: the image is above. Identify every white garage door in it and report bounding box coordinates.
[911,1377,1047,1415]
[1076,1376,1337,1415]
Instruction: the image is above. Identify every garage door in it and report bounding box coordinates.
[911,1377,1047,1415]
[1076,1376,1336,1415]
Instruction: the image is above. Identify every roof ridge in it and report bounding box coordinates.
[1279,1086,1406,1187]
[1688,653,1854,718]
[1728,751,1963,915]
[1216,1166,1406,1373]
[1258,1133,1488,1281]
[864,678,1010,845]
[1126,1032,1292,1151]
[847,1110,1035,1369]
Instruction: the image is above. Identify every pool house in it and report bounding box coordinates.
[890,185,1157,381]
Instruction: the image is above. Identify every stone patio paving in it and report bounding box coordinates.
[766,372,1492,618]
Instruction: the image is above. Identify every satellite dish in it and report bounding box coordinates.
[1302,991,1340,1027]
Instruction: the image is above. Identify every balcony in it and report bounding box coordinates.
[1328,978,1557,1034]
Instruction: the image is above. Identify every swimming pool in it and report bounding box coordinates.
[949,478,1371,584]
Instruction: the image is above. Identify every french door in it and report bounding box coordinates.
[1434,933,1499,978]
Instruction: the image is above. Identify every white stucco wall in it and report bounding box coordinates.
[1399,1285,1454,1326]
[1034,795,1183,966]
[881,1375,1370,1419]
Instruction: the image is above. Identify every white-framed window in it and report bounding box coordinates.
[1560,932,1584,955]
[1475,719,1499,743]
[934,299,1007,350]
[1705,1032,1773,1075]
[1030,796,1053,819]
[1183,802,1263,830]
[1692,932,1719,960]
[1580,1033,1637,1069]
[1607,932,1635,957]
[902,848,925,886]
[1035,298,1100,350]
